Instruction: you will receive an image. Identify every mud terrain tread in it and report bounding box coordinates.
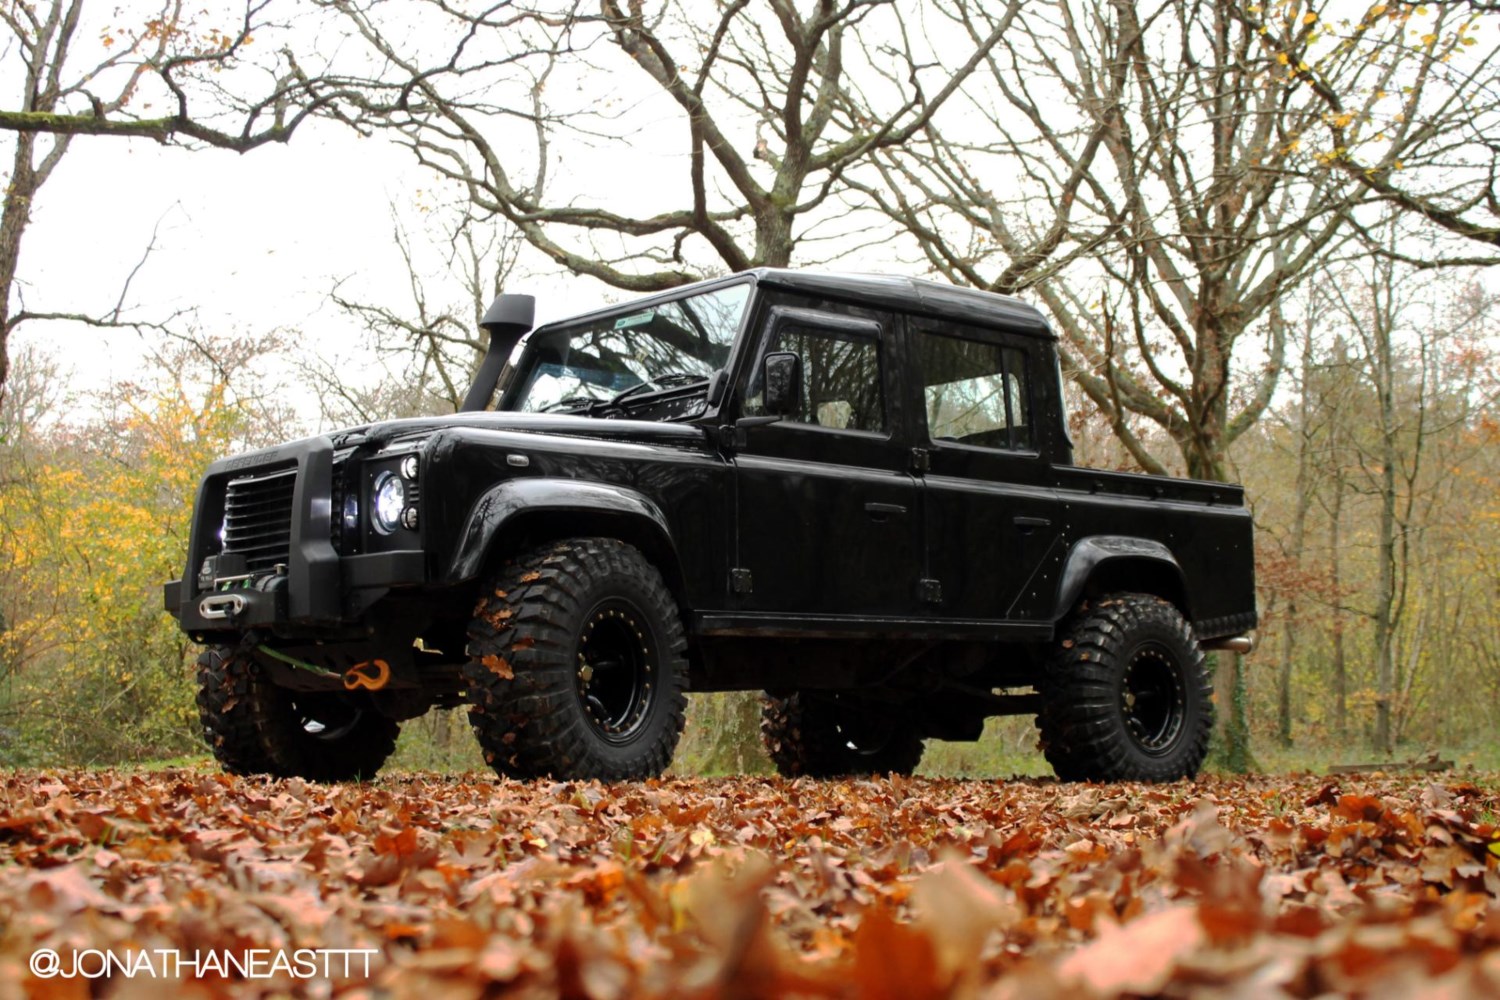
[195,646,283,776]
[463,538,689,781]
[1037,592,1213,782]
[195,646,399,781]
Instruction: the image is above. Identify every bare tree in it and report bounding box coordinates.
[310,206,525,422]
[1320,248,1499,753]
[312,0,1017,291]
[1285,3,1500,256]
[0,0,348,400]
[859,0,1406,485]
[844,0,1500,768]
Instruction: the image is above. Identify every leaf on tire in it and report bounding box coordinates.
[520,571,541,583]
[482,654,514,680]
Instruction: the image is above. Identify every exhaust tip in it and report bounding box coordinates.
[1200,634,1255,655]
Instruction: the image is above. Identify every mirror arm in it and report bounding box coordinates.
[714,414,782,451]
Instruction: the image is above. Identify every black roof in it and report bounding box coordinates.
[751,268,1054,338]
[532,268,1054,340]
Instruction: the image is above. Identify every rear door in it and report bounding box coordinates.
[909,321,1061,621]
[729,300,923,620]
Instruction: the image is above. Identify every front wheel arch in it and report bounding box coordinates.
[445,479,683,590]
[485,508,689,610]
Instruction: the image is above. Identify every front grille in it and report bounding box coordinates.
[222,465,296,575]
[330,457,348,554]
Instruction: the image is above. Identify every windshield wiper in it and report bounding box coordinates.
[539,394,604,414]
[605,372,708,411]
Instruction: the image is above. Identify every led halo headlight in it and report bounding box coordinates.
[371,471,407,535]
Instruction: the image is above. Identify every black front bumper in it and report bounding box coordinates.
[163,435,427,637]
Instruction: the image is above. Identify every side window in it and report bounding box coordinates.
[917,331,1032,450]
[747,324,886,432]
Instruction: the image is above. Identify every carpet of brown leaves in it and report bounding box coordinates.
[2,770,1500,998]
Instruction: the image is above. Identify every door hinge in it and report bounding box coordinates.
[919,578,943,604]
[910,447,931,474]
[730,568,754,594]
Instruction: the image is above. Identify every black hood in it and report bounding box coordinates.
[330,410,709,450]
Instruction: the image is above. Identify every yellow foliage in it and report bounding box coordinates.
[1,374,246,756]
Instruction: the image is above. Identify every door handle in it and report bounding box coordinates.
[1014,515,1052,532]
[864,502,908,521]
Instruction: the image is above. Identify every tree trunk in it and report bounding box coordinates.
[0,132,40,405]
[1330,482,1347,739]
[1373,453,1397,754]
[1278,331,1316,747]
[1373,313,1398,756]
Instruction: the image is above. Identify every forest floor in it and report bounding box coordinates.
[2,769,1499,998]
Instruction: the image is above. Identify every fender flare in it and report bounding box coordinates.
[444,477,678,585]
[1050,535,1188,623]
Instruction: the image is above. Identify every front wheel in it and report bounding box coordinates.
[1037,593,1213,782]
[760,691,924,778]
[194,646,400,781]
[463,538,689,781]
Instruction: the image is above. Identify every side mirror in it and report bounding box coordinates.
[762,351,802,416]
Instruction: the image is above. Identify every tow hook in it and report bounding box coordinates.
[198,594,247,620]
[343,659,392,691]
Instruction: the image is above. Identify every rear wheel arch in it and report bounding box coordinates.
[1052,536,1190,623]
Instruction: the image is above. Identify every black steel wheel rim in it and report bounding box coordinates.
[293,697,363,742]
[830,700,896,756]
[575,599,656,745]
[1120,642,1186,755]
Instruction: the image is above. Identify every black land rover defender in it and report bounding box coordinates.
[165,270,1256,783]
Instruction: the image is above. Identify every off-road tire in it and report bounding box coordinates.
[463,538,689,781]
[1037,593,1213,782]
[195,646,400,781]
[760,691,925,778]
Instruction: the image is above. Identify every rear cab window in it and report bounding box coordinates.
[914,328,1032,451]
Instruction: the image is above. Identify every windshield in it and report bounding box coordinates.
[507,283,751,413]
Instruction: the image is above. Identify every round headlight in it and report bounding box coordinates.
[372,472,406,535]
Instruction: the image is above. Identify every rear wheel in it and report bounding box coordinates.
[760,691,924,778]
[195,646,400,781]
[1037,593,1212,782]
[463,538,689,781]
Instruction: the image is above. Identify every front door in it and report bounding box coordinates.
[730,302,922,621]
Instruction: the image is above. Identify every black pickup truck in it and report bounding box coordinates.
[165,270,1256,783]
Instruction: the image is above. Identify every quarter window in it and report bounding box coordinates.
[917,331,1032,450]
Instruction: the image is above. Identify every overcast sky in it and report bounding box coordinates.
[11,114,625,423]
[8,0,1495,434]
